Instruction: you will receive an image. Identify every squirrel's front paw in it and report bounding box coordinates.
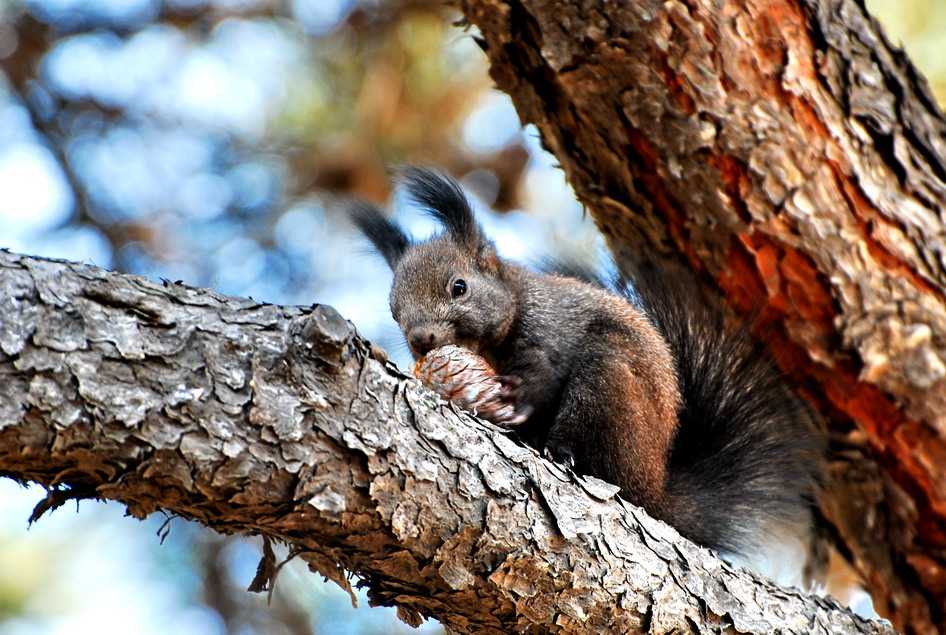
[543,442,575,469]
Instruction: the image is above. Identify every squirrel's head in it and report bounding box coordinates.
[352,167,516,359]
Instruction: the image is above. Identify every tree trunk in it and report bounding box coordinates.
[0,250,894,634]
[454,0,946,633]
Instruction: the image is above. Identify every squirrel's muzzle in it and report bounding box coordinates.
[407,326,449,357]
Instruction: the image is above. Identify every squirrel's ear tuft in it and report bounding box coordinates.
[400,166,479,244]
[350,199,411,268]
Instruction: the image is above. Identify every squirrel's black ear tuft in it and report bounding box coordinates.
[350,199,411,269]
[400,166,478,242]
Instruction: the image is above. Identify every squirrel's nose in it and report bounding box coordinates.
[408,330,438,356]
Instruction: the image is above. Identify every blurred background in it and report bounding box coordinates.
[0,0,941,632]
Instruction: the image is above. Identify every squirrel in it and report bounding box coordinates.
[352,166,822,578]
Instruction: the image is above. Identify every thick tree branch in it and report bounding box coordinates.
[456,1,946,632]
[0,251,889,634]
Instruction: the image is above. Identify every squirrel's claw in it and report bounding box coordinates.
[497,375,523,389]
[496,375,523,399]
[488,403,533,428]
[543,442,575,469]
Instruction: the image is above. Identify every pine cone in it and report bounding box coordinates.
[413,345,530,428]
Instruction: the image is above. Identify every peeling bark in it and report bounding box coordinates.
[0,251,892,633]
[454,0,946,633]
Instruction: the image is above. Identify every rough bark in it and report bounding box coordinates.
[0,251,892,634]
[454,1,946,633]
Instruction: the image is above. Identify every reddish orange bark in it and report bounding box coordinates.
[459,0,946,632]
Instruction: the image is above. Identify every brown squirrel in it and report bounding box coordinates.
[352,166,821,576]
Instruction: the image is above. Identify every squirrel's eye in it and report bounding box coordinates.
[451,279,467,298]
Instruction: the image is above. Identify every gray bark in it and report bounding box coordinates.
[0,250,892,634]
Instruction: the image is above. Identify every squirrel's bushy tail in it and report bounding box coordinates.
[621,256,822,565]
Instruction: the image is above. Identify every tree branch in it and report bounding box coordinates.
[0,250,889,634]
